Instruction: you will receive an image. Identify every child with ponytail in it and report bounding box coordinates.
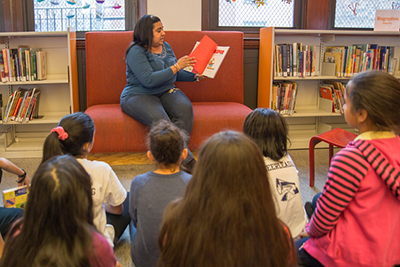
[42,112,129,247]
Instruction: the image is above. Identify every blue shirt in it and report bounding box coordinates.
[129,171,191,267]
[120,42,195,100]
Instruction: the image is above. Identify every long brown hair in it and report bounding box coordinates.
[158,131,295,267]
[0,155,96,267]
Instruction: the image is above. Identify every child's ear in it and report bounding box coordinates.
[181,148,188,161]
[82,142,92,153]
[356,108,368,124]
[147,151,156,162]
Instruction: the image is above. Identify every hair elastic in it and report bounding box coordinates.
[51,126,69,141]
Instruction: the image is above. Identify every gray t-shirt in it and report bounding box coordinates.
[129,171,191,267]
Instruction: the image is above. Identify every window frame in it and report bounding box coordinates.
[202,0,303,33]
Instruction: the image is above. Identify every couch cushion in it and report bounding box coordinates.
[86,103,251,153]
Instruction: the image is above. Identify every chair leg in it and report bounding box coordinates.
[309,138,321,187]
[328,144,334,165]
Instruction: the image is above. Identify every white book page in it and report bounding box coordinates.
[184,42,230,79]
[202,46,230,79]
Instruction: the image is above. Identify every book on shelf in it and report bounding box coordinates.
[324,49,342,77]
[319,82,345,114]
[36,51,46,80]
[292,43,298,77]
[3,185,29,209]
[1,49,9,82]
[25,49,32,81]
[0,52,6,82]
[30,48,41,81]
[184,35,230,79]
[0,46,47,83]
[18,45,29,82]
[274,43,317,78]
[3,87,41,123]
[272,81,298,115]
[324,44,396,77]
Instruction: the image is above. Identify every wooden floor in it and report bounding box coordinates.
[88,151,199,166]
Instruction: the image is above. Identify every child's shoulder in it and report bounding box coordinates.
[79,158,110,167]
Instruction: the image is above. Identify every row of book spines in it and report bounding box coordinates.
[272,81,347,115]
[0,47,45,83]
[325,45,395,78]
[3,88,41,123]
[272,81,298,115]
[274,43,317,78]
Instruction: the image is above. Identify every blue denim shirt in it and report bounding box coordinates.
[121,42,195,100]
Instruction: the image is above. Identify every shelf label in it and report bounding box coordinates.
[374,10,400,32]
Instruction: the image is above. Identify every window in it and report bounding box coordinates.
[23,0,138,34]
[207,0,302,32]
[33,0,125,32]
[333,0,397,29]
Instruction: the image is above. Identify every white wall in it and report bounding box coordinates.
[147,0,202,30]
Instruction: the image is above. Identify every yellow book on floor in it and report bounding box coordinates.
[3,185,28,209]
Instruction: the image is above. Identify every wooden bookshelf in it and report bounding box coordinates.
[258,27,400,149]
[0,28,78,158]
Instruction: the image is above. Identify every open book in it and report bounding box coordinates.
[184,35,230,79]
[3,185,28,209]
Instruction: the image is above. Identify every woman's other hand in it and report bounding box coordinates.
[195,74,205,82]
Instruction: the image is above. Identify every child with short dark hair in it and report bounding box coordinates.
[296,70,400,267]
[243,108,307,239]
[129,120,191,267]
[41,112,128,247]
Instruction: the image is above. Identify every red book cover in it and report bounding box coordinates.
[189,35,218,74]
[12,97,22,118]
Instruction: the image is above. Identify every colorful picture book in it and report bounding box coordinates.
[184,35,230,79]
[3,185,29,209]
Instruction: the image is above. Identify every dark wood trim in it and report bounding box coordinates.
[303,0,329,30]
[3,0,12,32]
[0,0,4,32]
[201,0,210,30]
[137,0,147,22]
[328,0,336,29]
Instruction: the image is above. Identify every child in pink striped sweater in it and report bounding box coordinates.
[296,70,400,267]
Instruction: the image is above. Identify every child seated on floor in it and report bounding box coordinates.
[129,120,191,267]
[157,131,296,267]
[41,112,129,247]
[295,71,400,267]
[243,108,307,239]
[0,155,121,266]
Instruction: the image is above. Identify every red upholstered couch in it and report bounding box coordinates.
[85,31,252,153]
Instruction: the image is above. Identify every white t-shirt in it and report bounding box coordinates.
[77,158,127,246]
[264,154,307,237]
